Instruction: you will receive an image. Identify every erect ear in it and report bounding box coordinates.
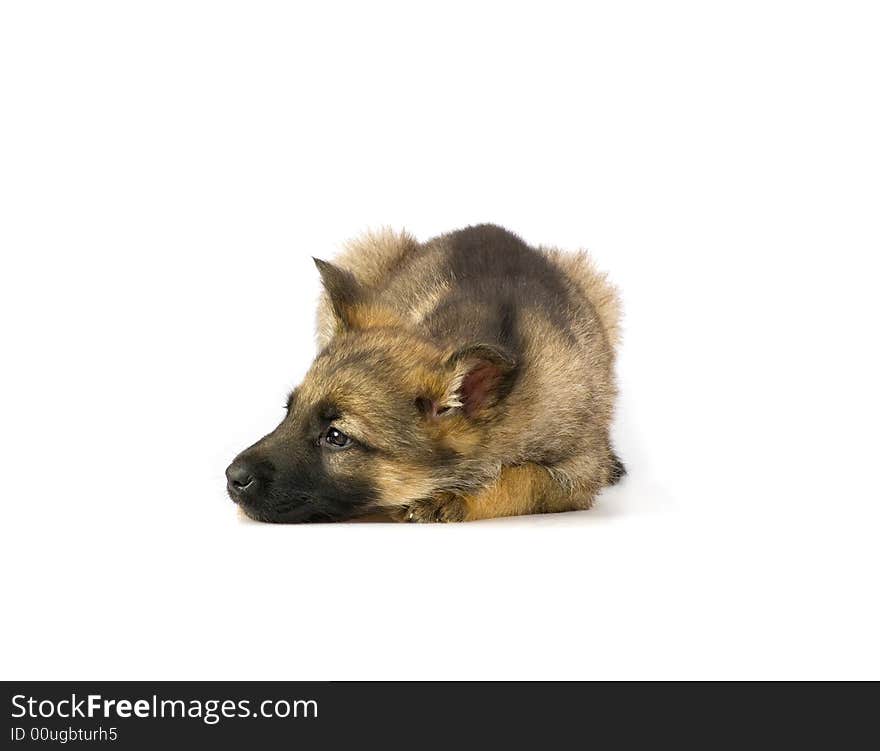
[313,258,361,330]
[435,343,517,418]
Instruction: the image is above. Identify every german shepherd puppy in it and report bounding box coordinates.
[226,224,624,522]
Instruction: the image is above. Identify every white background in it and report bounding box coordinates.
[1,1,878,680]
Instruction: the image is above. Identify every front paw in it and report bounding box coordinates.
[398,495,466,523]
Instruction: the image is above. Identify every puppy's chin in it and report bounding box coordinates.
[235,501,357,524]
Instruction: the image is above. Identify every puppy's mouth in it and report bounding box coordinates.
[230,493,353,524]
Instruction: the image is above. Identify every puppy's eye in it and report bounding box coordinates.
[323,427,352,449]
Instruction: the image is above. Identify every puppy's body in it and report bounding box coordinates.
[227,224,623,522]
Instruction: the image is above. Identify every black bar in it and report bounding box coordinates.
[2,681,876,747]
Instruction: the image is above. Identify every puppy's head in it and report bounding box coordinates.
[225,261,516,523]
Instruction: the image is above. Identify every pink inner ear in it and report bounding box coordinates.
[460,361,503,416]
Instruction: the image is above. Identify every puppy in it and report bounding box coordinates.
[226,224,624,522]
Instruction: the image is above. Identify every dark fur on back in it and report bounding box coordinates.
[227,224,623,522]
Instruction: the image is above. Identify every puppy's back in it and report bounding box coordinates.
[318,224,621,357]
[544,246,621,350]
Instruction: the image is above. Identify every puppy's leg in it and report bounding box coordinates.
[398,493,468,523]
[397,450,624,522]
[460,446,627,521]
[455,463,588,521]
[608,452,627,485]
[399,461,599,522]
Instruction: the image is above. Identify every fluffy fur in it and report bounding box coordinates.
[226,224,624,522]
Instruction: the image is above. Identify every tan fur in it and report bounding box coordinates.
[320,233,622,351]
[264,224,626,523]
[544,247,622,349]
[306,225,620,521]
[316,228,419,347]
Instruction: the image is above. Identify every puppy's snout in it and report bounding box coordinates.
[226,459,259,501]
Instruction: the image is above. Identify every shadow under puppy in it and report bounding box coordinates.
[226,224,625,522]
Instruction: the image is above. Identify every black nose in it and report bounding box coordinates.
[226,459,257,500]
